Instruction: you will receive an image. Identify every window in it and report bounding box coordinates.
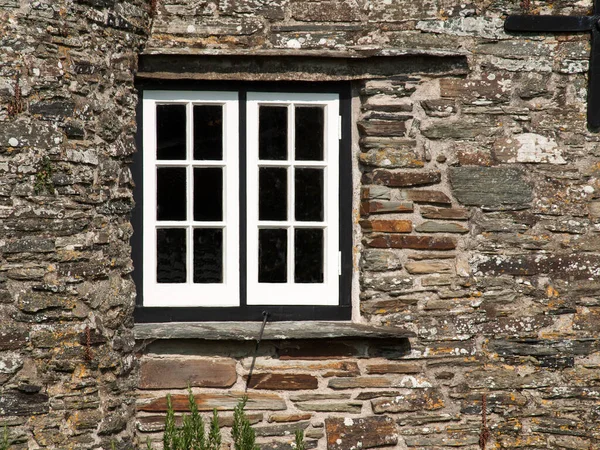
[133,83,352,322]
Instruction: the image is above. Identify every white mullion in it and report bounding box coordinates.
[191,160,226,167]
[186,101,194,285]
[287,104,295,285]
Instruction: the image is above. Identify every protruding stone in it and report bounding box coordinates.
[358,120,407,137]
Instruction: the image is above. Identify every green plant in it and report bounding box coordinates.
[34,156,54,194]
[232,397,259,450]
[0,425,9,450]
[294,430,306,450]
[163,389,221,450]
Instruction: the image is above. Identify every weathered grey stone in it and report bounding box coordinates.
[295,402,362,413]
[138,392,287,412]
[371,389,445,413]
[415,221,468,233]
[359,149,424,168]
[449,167,533,210]
[326,416,398,450]
[0,390,49,416]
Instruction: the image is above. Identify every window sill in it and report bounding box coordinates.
[133,321,415,341]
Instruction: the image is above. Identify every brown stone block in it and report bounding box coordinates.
[420,206,469,220]
[406,190,452,205]
[247,360,359,377]
[325,416,397,450]
[363,170,441,187]
[405,261,454,275]
[296,401,362,413]
[360,219,412,233]
[365,363,422,374]
[358,120,407,137]
[139,358,236,389]
[268,413,312,423]
[138,392,286,412]
[366,234,456,250]
[361,200,414,215]
[371,388,445,413]
[279,340,361,360]
[245,373,318,390]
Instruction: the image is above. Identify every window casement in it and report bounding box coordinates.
[133,83,352,322]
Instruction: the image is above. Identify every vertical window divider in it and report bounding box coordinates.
[240,89,247,307]
[288,103,295,285]
[186,101,193,285]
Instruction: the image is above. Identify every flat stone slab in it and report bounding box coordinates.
[134,321,415,340]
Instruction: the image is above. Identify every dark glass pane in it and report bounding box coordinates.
[259,229,287,283]
[295,106,324,161]
[157,167,186,221]
[259,167,287,221]
[193,228,222,283]
[193,105,223,160]
[295,228,323,283]
[157,228,186,283]
[295,168,323,221]
[194,168,222,221]
[157,104,186,160]
[259,106,287,160]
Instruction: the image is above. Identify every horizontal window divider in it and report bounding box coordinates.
[257,161,327,167]
[156,161,226,166]
[156,221,226,227]
[257,221,327,228]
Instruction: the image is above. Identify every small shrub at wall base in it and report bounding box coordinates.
[159,389,305,450]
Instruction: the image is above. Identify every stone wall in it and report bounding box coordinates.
[2,0,600,449]
[137,0,600,449]
[0,1,149,448]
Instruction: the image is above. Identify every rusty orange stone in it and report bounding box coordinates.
[360,219,412,233]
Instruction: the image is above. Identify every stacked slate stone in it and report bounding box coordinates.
[0,0,149,448]
[2,0,600,449]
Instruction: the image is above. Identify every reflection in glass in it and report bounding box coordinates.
[259,167,287,221]
[259,106,287,160]
[259,228,287,283]
[194,168,222,221]
[295,168,323,221]
[295,106,324,161]
[157,167,186,221]
[157,104,186,160]
[295,228,324,283]
[157,228,187,283]
[193,228,223,283]
[194,105,223,160]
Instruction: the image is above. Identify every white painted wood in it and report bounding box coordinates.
[246,92,340,306]
[142,91,239,307]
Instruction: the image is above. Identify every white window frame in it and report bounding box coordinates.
[142,91,239,307]
[246,93,340,306]
[141,90,340,308]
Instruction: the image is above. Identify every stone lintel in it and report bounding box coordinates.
[134,321,415,341]
[136,53,469,82]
